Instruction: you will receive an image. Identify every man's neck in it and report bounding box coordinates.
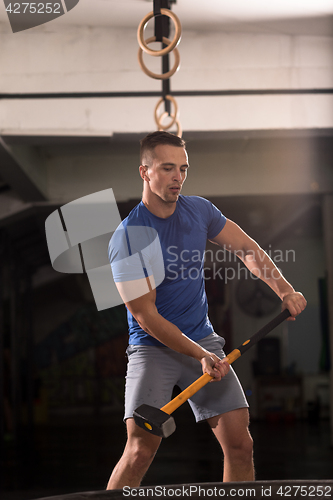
[142,195,177,219]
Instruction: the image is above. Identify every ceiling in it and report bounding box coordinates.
[1,0,333,35]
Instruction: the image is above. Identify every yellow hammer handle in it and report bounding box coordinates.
[227,348,241,364]
[160,349,241,415]
[161,373,212,415]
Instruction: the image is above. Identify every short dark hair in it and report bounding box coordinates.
[140,131,186,165]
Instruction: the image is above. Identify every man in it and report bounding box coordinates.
[107,131,306,489]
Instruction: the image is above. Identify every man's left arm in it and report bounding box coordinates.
[210,219,307,320]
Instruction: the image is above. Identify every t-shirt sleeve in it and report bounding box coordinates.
[108,224,164,287]
[203,199,227,239]
[108,225,146,282]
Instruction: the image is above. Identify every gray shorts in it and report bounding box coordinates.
[124,332,248,423]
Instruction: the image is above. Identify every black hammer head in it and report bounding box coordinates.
[133,404,176,438]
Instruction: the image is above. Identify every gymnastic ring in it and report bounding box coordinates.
[157,111,177,131]
[155,101,179,131]
[154,95,178,130]
[167,118,182,138]
[138,37,180,80]
[157,115,182,138]
[137,8,182,57]
[174,118,182,138]
[157,113,182,138]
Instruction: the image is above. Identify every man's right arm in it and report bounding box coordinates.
[116,279,229,381]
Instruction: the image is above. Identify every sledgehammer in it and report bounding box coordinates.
[133,309,291,438]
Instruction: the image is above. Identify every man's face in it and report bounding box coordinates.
[143,144,189,204]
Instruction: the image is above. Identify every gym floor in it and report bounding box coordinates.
[1,405,333,500]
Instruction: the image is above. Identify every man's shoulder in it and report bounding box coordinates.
[179,194,209,205]
[121,201,144,226]
[178,196,225,232]
[109,203,142,253]
[178,195,213,211]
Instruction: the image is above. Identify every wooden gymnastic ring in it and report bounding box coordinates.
[157,111,176,131]
[137,8,182,57]
[155,97,178,129]
[157,113,182,138]
[138,37,180,80]
[174,118,182,138]
[154,95,178,130]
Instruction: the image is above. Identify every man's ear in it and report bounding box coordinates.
[139,165,150,181]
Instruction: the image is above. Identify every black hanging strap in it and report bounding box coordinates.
[154,0,172,115]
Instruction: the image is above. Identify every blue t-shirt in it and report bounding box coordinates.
[108,195,226,346]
